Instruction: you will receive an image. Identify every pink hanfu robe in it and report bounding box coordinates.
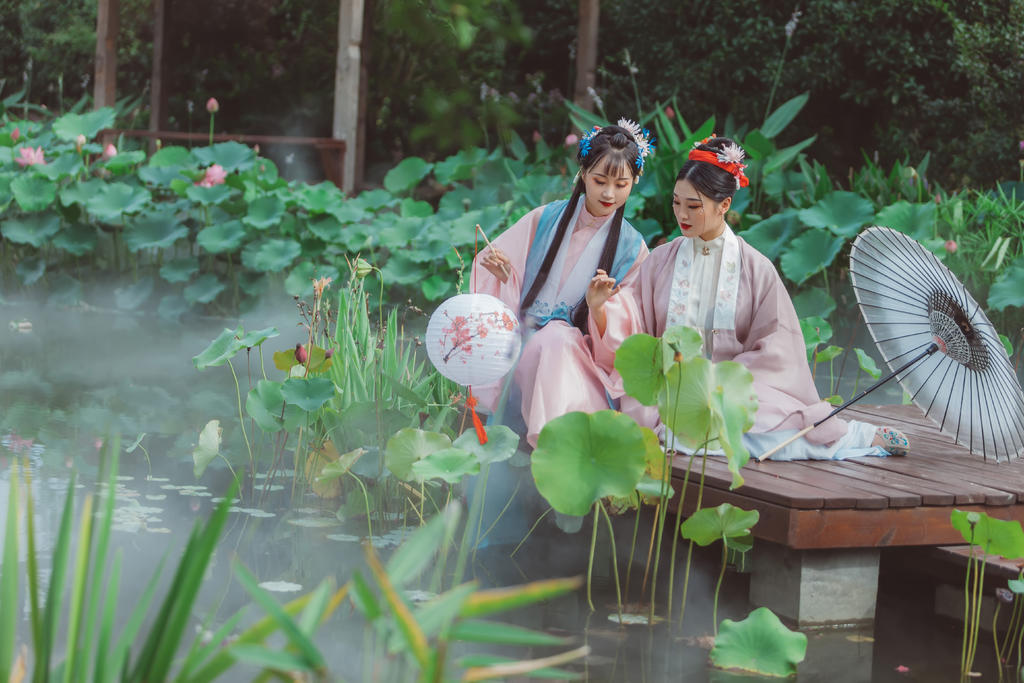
[471,200,648,447]
[595,231,881,458]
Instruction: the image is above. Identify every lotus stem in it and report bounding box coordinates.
[994,602,1004,683]
[587,503,599,611]
[599,502,624,623]
[640,504,659,597]
[477,480,521,547]
[624,504,640,605]
[510,507,552,558]
[347,471,373,540]
[713,541,727,636]
[669,451,697,628]
[226,359,254,472]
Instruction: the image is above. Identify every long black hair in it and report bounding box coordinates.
[519,124,641,332]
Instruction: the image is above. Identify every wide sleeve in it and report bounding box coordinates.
[470,206,545,315]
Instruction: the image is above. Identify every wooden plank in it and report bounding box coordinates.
[928,546,1024,580]
[792,461,922,507]
[744,461,891,509]
[801,460,942,506]
[672,455,825,509]
[94,0,119,109]
[850,457,1014,505]
[572,0,599,111]
[149,0,165,141]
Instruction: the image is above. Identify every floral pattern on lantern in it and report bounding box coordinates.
[425,293,522,386]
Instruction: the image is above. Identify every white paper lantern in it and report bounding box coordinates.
[425,293,522,386]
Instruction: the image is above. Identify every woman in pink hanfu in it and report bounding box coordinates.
[472,121,653,447]
[594,136,911,460]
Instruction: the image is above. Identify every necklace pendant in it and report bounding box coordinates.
[702,246,711,256]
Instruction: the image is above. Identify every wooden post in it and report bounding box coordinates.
[94,0,120,110]
[332,0,365,193]
[572,0,599,112]
[149,0,166,142]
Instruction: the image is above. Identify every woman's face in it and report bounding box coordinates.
[581,160,634,217]
[672,179,730,241]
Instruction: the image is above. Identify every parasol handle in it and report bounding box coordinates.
[756,342,939,462]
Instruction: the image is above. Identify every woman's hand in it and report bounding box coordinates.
[586,269,619,336]
[480,247,511,283]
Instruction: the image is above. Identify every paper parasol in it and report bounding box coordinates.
[849,226,1024,461]
[424,293,522,387]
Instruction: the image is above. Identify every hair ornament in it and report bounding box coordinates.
[616,117,656,174]
[578,126,601,158]
[692,134,717,149]
[688,136,749,189]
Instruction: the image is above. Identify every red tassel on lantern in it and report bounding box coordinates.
[466,391,488,445]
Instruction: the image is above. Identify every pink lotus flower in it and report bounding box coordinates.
[15,146,46,167]
[895,665,910,673]
[102,143,117,160]
[206,97,219,114]
[564,133,579,146]
[945,239,958,254]
[196,163,227,187]
[665,106,676,120]
[532,130,542,143]
[11,127,19,142]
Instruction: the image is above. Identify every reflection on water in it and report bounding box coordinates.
[0,301,997,681]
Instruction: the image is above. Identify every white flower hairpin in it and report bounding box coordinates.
[617,117,655,173]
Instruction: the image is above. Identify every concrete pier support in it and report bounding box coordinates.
[749,541,881,628]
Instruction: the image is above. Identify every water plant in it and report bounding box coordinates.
[709,606,807,677]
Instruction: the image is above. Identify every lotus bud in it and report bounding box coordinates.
[295,343,309,363]
[324,348,334,359]
[532,130,542,143]
[564,133,579,146]
[206,97,219,114]
[945,239,958,254]
[354,257,373,279]
[665,106,675,120]
[11,127,19,142]
[102,143,117,160]
[75,134,86,152]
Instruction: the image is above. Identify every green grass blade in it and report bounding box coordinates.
[23,466,41,647]
[448,619,571,647]
[62,494,95,683]
[229,644,312,673]
[36,475,79,681]
[233,562,325,670]
[349,571,382,620]
[92,551,122,683]
[1,460,19,682]
[458,652,585,681]
[175,606,249,682]
[109,555,166,679]
[459,577,583,619]
[364,543,431,670]
[296,579,333,636]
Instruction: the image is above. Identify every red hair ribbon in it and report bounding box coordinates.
[688,149,750,188]
[465,390,488,445]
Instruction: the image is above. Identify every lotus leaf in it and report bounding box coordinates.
[159,258,199,283]
[36,153,83,181]
[514,173,569,209]
[779,229,844,285]
[192,419,222,478]
[400,197,433,218]
[296,181,343,214]
[411,448,480,484]
[273,344,333,374]
[183,273,226,305]
[380,251,428,286]
[47,274,82,307]
[191,141,255,173]
[15,256,45,285]
[452,425,520,465]
[148,146,191,167]
[988,256,1024,312]
[385,428,453,481]
[238,327,279,348]
[138,165,185,186]
[243,195,285,230]
[378,216,424,250]
[246,379,305,432]
[420,275,452,301]
[284,262,338,298]
[799,316,833,354]
[875,200,936,239]
[710,607,807,677]
[434,147,489,185]
[197,219,247,254]
[791,288,836,320]
[531,410,647,516]
[87,183,151,221]
[615,327,703,406]
[853,348,881,379]
[0,173,12,211]
[1,213,61,247]
[280,377,335,412]
[438,184,500,214]
[102,150,146,175]
[59,178,105,207]
[680,503,759,551]
[158,295,188,321]
[316,446,366,483]
[115,276,155,310]
[814,345,843,363]
[192,327,243,369]
[951,510,1024,559]
[798,191,874,238]
[123,212,188,251]
[383,156,433,194]
[52,223,98,255]
[11,173,57,212]
[242,238,302,272]
[307,215,344,243]
[740,210,802,261]
[351,188,395,211]
[52,107,116,140]
[185,184,234,206]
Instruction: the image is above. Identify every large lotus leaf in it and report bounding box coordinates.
[853,348,881,379]
[378,216,424,250]
[739,210,802,261]
[115,276,155,310]
[296,181,343,214]
[59,178,106,207]
[246,379,304,433]
[791,289,836,320]
[11,174,57,212]
[241,238,301,272]
[438,183,500,215]
[185,183,234,206]
[184,273,226,304]
[47,273,82,307]
[87,183,151,221]
[798,191,874,238]
[52,108,116,141]
[951,510,1024,559]
[36,153,83,181]
[660,357,755,455]
[159,257,199,283]
[680,503,759,548]
[148,146,191,167]
[191,141,255,173]
[52,223,98,255]
[452,424,519,465]
[875,200,936,239]
[400,197,433,218]
[102,150,147,175]
[615,334,665,406]
[158,295,188,321]
[192,327,244,369]
[709,361,757,488]
[351,188,395,211]
[662,326,704,359]
[284,261,339,298]
[197,219,247,254]
[989,255,1024,312]
[16,256,45,285]
[514,173,569,209]
[710,607,807,677]
[238,327,279,348]
[385,428,453,481]
[434,147,489,185]
[411,448,480,484]
[123,213,188,251]
[242,195,285,230]
[1,212,61,247]
[306,215,344,243]
[138,165,185,186]
[280,377,335,412]
[779,229,844,285]
[383,156,433,195]
[192,419,222,478]
[799,316,833,354]
[380,251,428,286]
[421,275,452,301]
[531,410,647,516]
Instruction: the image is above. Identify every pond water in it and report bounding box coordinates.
[0,297,1006,681]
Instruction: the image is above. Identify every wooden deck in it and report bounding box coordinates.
[672,404,1024,550]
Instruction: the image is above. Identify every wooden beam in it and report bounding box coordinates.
[94,0,120,110]
[572,0,599,112]
[332,0,365,193]
[149,0,166,139]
